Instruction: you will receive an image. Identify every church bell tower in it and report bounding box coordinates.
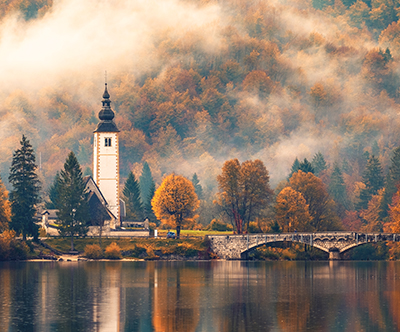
[93,83,120,228]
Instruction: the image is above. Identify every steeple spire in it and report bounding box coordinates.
[94,82,119,133]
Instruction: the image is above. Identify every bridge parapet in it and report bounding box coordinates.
[207,232,400,260]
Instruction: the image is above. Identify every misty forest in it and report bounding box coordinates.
[2,0,400,247]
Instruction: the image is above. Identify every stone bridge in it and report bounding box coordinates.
[207,232,400,260]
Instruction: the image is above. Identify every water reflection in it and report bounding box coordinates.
[0,261,400,331]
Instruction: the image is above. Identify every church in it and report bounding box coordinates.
[92,82,122,229]
[42,84,149,236]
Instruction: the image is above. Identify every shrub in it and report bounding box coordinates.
[193,223,203,230]
[247,221,262,233]
[206,219,233,231]
[104,242,122,259]
[84,244,103,259]
[0,230,29,261]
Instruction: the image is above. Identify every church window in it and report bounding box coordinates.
[105,137,112,147]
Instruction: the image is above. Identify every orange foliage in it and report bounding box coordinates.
[275,187,312,232]
[152,174,199,237]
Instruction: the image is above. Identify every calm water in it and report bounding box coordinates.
[0,260,399,332]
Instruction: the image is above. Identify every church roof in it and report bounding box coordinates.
[94,83,120,133]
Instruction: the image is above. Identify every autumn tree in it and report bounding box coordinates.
[0,178,11,232]
[57,152,90,251]
[389,186,400,233]
[215,159,273,234]
[381,146,400,218]
[152,174,199,238]
[290,170,341,231]
[275,187,312,232]
[242,70,274,98]
[123,172,143,220]
[310,82,327,108]
[8,135,41,240]
[360,189,384,232]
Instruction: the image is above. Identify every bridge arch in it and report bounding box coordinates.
[208,232,400,260]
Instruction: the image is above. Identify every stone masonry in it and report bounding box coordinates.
[207,232,400,260]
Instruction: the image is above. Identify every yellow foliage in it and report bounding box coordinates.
[104,242,122,259]
[275,187,312,232]
[360,189,384,232]
[0,178,11,232]
[152,174,199,236]
[84,244,103,259]
[389,187,400,233]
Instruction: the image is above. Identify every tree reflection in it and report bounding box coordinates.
[152,263,200,332]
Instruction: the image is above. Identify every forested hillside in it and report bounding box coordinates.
[1,0,400,228]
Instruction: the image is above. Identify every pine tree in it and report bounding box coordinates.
[144,179,157,222]
[191,173,203,200]
[123,172,143,220]
[381,146,400,218]
[329,163,350,217]
[299,158,314,174]
[57,152,90,251]
[8,135,41,240]
[45,172,60,209]
[312,152,327,176]
[357,155,385,210]
[288,158,300,179]
[139,162,154,208]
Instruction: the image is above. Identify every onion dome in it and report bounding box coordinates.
[94,83,119,133]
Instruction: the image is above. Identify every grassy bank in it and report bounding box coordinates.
[42,237,212,260]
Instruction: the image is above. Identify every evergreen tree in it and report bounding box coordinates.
[191,173,203,200]
[8,135,41,240]
[357,155,385,210]
[139,161,154,208]
[312,152,327,176]
[342,159,350,174]
[45,172,60,209]
[372,141,380,157]
[122,172,143,220]
[57,152,90,251]
[329,163,350,217]
[288,157,300,179]
[144,179,157,222]
[270,220,281,233]
[299,158,314,174]
[380,146,400,218]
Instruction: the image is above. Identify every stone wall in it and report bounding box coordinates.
[208,232,400,260]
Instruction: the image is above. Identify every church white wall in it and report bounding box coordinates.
[93,131,120,227]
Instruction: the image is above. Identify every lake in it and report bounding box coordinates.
[0,260,399,331]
